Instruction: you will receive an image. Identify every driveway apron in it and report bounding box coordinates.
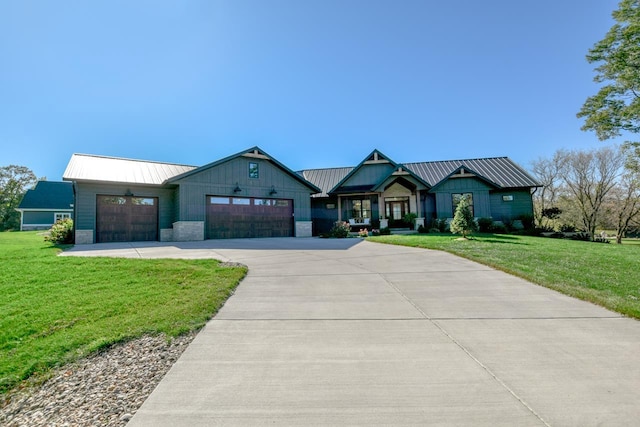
[64,238,640,426]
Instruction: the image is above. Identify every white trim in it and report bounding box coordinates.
[15,208,73,212]
[21,223,56,227]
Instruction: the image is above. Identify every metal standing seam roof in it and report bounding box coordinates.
[298,167,354,197]
[403,157,541,189]
[301,157,540,196]
[17,181,74,210]
[62,154,197,185]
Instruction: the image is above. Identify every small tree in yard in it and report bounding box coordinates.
[450,195,477,238]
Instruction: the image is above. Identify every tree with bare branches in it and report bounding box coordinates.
[560,147,625,240]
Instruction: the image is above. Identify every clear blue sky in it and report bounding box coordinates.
[0,0,624,180]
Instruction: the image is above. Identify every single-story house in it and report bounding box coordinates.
[299,149,541,235]
[62,147,540,244]
[15,181,74,231]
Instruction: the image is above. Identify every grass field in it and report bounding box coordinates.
[0,232,246,394]
[369,233,640,320]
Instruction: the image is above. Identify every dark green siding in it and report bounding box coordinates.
[23,211,56,225]
[423,194,436,220]
[173,157,314,221]
[311,197,339,235]
[432,177,492,218]
[489,189,534,221]
[341,163,394,187]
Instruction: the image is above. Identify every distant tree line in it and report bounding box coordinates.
[0,165,38,231]
[532,145,640,243]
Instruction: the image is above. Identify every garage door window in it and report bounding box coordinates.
[210,197,230,204]
[102,197,126,205]
[232,198,251,205]
[132,198,155,205]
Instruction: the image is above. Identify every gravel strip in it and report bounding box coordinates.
[1,332,196,426]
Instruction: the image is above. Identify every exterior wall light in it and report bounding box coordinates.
[269,186,278,195]
[233,183,242,193]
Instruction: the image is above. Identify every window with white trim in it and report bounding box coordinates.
[55,212,71,222]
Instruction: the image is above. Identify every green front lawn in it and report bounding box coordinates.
[369,233,640,319]
[0,232,246,394]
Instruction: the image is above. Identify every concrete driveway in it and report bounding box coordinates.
[63,238,640,426]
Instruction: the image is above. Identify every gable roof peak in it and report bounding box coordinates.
[364,149,395,164]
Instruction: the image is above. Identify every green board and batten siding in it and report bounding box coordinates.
[433,177,492,218]
[489,189,534,222]
[338,163,394,190]
[172,157,313,222]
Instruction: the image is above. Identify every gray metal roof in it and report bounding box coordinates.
[298,167,353,197]
[403,157,540,188]
[17,181,74,210]
[300,157,540,196]
[63,154,197,185]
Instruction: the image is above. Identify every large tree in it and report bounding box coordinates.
[0,165,37,231]
[560,147,624,240]
[577,0,640,155]
[531,150,567,228]
[609,171,640,242]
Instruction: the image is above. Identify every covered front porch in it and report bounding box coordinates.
[335,175,430,230]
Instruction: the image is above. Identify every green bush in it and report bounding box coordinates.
[44,218,74,244]
[429,218,448,233]
[517,214,535,230]
[379,227,391,235]
[490,223,507,233]
[477,217,493,233]
[403,213,418,229]
[417,225,426,233]
[328,221,351,238]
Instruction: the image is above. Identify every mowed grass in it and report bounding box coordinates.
[369,233,640,319]
[0,232,246,394]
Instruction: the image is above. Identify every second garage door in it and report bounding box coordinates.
[206,196,293,239]
[96,195,158,243]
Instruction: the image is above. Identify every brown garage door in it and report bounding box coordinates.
[206,196,293,239]
[96,196,158,243]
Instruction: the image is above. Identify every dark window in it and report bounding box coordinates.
[452,193,474,216]
[350,199,371,221]
[249,162,259,179]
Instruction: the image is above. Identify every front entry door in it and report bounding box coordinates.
[385,199,409,228]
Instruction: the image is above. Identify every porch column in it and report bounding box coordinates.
[337,196,342,222]
[415,190,425,230]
